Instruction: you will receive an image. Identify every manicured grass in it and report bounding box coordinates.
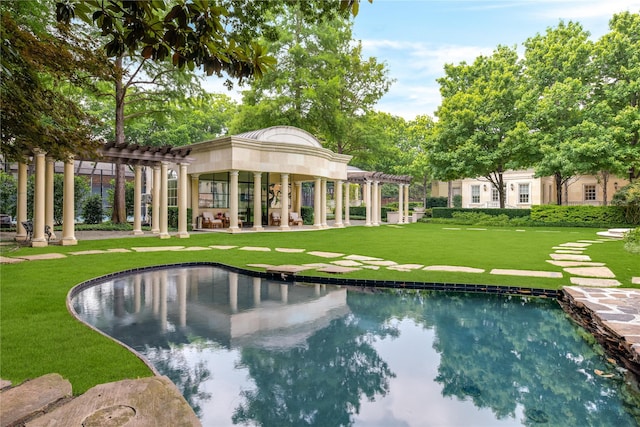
[1,223,637,394]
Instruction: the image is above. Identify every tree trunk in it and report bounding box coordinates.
[601,171,609,206]
[554,172,563,205]
[447,181,453,207]
[111,56,127,224]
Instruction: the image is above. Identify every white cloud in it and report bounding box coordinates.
[530,0,640,20]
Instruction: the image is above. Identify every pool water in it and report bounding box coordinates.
[72,266,640,426]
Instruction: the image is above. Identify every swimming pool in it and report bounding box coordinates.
[71,265,640,426]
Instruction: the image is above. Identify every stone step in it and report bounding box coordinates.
[596,228,632,239]
[0,373,72,427]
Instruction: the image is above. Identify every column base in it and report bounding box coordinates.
[132,230,144,236]
[61,237,78,246]
[334,223,345,228]
[278,225,291,231]
[159,233,171,239]
[252,226,264,232]
[176,232,190,239]
[31,238,48,248]
[312,224,323,229]
[14,234,27,242]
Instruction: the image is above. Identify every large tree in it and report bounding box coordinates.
[429,46,528,208]
[520,21,595,205]
[229,4,392,157]
[55,0,362,223]
[592,11,640,183]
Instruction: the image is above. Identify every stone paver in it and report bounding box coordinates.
[559,242,592,248]
[132,246,185,252]
[316,266,360,274]
[555,250,585,254]
[179,246,211,251]
[275,248,305,253]
[331,260,363,267]
[239,246,271,252]
[17,253,67,261]
[569,277,621,287]
[424,265,485,273]
[387,264,424,271]
[266,265,312,274]
[633,277,640,285]
[26,376,200,427]
[490,269,562,278]
[209,245,237,250]
[546,260,606,267]
[345,254,383,261]
[361,260,398,266]
[550,253,592,261]
[0,373,72,426]
[552,246,587,251]
[307,251,345,258]
[563,266,616,278]
[0,255,25,264]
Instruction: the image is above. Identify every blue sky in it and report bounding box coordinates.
[352,0,640,120]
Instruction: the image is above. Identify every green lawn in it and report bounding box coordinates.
[1,223,638,394]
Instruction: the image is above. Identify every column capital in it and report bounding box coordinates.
[229,170,239,177]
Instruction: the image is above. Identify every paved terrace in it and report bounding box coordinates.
[1,226,639,425]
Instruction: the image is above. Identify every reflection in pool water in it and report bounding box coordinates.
[72,266,640,426]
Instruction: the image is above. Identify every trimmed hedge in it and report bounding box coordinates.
[425,197,448,208]
[349,206,391,221]
[432,207,531,219]
[530,205,630,226]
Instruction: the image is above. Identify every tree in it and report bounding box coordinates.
[520,21,595,205]
[1,2,109,163]
[229,4,392,157]
[55,0,362,223]
[592,12,640,183]
[429,46,528,208]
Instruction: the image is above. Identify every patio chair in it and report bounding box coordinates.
[201,212,223,229]
[270,212,281,226]
[289,212,303,226]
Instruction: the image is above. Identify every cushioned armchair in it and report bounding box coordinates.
[202,212,222,229]
[270,212,281,226]
[289,212,303,226]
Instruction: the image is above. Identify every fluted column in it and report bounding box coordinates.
[398,184,404,224]
[321,179,327,228]
[334,179,343,227]
[176,163,189,238]
[344,182,350,226]
[132,165,143,235]
[61,157,77,245]
[190,174,199,228]
[229,170,240,232]
[313,176,322,228]
[372,180,379,226]
[279,173,290,230]
[365,180,372,227]
[15,162,28,241]
[32,149,47,247]
[253,172,263,231]
[45,158,56,240]
[159,162,170,239]
[152,165,160,234]
[404,183,410,223]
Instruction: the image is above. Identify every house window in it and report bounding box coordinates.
[491,186,500,202]
[198,173,229,208]
[518,183,530,204]
[471,185,480,203]
[167,170,178,207]
[584,184,596,201]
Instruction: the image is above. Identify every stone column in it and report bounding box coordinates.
[61,157,77,246]
[253,277,262,306]
[190,174,199,229]
[365,180,372,227]
[159,270,167,332]
[134,275,141,314]
[229,170,240,232]
[45,157,56,240]
[372,180,379,226]
[159,162,170,239]
[404,183,410,223]
[280,284,288,303]
[398,183,404,224]
[344,182,350,226]
[313,176,322,228]
[178,270,187,327]
[229,272,238,313]
[279,173,290,230]
[295,181,302,214]
[32,149,47,247]
[15,162,28,241]
[132,165,143,235]
[321,179,328,228]
[253,172,263,231]
[176,163,189,238]
[152,165,160,234]
[334,179,343,227]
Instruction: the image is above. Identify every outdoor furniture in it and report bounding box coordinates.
[270,212,281,226]
[21,220,33,241]
[201,212,223,229]
[289,212,303,226]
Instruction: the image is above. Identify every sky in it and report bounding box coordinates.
[204,0,640,121]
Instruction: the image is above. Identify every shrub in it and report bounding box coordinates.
[432,207,531,219]
[301,206,314,224]
[612,182,640,225]
[425,197,448,208]
[531,205,629,226]
[83,194,104,224]
[623,228,640,254]
[452,194,462,208]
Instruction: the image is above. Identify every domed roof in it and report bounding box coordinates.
[235,126,323,148]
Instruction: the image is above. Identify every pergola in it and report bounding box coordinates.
[14,143,193,247]
[346,167,413,226]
